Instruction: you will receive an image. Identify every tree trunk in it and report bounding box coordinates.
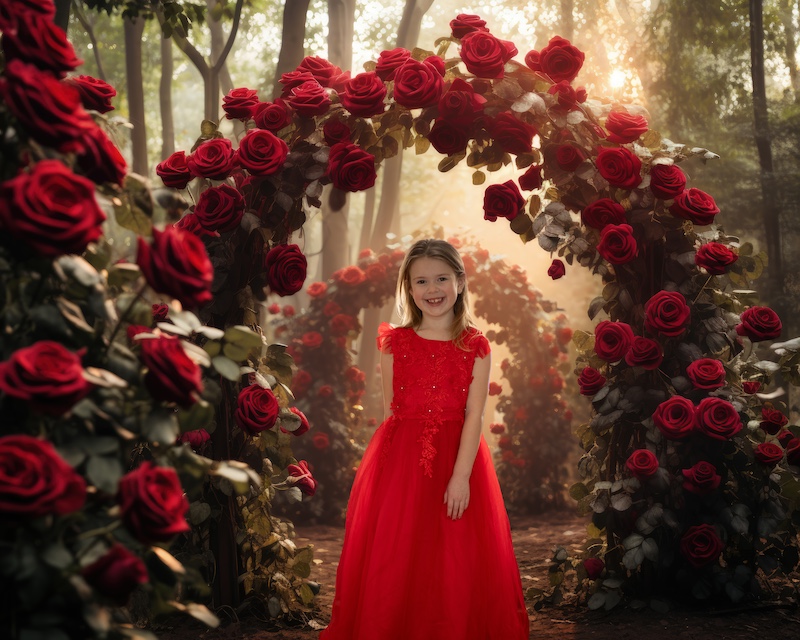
[124,16,149,176]
[72,1,107,80]
[778,0,800,98]
[208,0,243,134]
[54,0,70,33]
[359,187,377,252]
[560,0,575,40]
[160,35,175,160]
[273,0,311,99]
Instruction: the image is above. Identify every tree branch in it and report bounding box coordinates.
[212,0,245,74]
[72,0,106,80]
[155,8,208,75]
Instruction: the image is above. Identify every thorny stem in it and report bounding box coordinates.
[105,282,148,352]
[692,275,714,306]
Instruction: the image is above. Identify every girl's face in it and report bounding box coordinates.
[408,256,464,322]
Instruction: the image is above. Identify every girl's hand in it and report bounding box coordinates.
[444,475,470,520]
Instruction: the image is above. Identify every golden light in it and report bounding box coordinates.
[610,69,626,89]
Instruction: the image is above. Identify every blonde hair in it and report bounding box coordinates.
[396,239,476,349]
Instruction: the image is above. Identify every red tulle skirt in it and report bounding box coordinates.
[320,414,529,639]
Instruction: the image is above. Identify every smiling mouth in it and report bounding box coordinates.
[426,297,444,304]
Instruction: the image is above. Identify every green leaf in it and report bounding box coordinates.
[569,482,589,500]
[588,592,606,610]
[86,455,124,494]
[212,355,241,381]
[41,543,73,570]
[224,325,264,349]
[188,501,212,525]
[143,409,180,446]
[177,399,214,432]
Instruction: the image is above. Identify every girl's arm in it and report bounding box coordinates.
[380,348,394,420]
[444,351,491,519]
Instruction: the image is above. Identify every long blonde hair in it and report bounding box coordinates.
[396,239,476,349]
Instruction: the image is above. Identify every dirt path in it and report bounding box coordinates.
[158,510,800,639]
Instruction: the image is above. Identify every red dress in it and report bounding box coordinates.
[320,324,529,640]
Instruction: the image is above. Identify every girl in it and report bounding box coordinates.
[321,239,529,639]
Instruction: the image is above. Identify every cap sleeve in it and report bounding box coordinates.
[466,328,490,358]
[377,322,394,353]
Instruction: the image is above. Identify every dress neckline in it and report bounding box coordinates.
[409,327,453,343]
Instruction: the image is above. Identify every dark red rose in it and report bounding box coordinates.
[548,81,581,111]
[583,557,605,580]
[157,151,192,189]
[760,407,788,435]
[2,12,82,77]
[594,320,635,362]
[341,71,386,118]
[302,331,323,349]
[286,79,331,117]
[625,336,663,370]
[6,0,56,20]
[524,49,541,72]
[252,103,291,138]
[596,147,642,190]
[281,406,310,436]
[483,180,524,222]
[375,47,412,81]
[644,290,691,337]
[187,138,236,180]
[695,242,737,275]
[117,462,190,544]
[538,36,585,83]
[287,460,317,496]
[754,442,783,466]
[278,70,316,97]
[682,461,721,495]
[265,244,307,296]
[625,449,659,479]
[605,111,648,144]
[0,159,105,257]
[490,112,537,155]
[735,306,781,342]
[138,336,203,407]
[680,524,724,568]
[323,119,351,146]
[428,119,469,155]
[652,396,695,439]
[460,30,516,79]
[742,381,762,395]
[194,184,244,233]
[296,55,343,88]
[488,382,503,396]
[63,74,116,113]
[328,142,376,192]
[236,129,289,176]
[597,223,638,265]
[330,313,357,336]
[0,60,95,153]
[365,262,387,282]
[424,55,446,76]
[548,259,566,280]
[555,144,587,171]
[578,367,606,396]
[438,78,486,124]
[82,544,149,606]
[519,165,543,191]
[75,125,127,186]
[312,432,330,450]
[581,198,626,229]
[222,87,259,120]
[127,325,151,344]
[235,384,279,435]
[292,370,312,397]
[137,226,213,310]
[686,358,726,390]
[393,58,444,108]
[787,438,800,465]
[780,430,798,447]
[695,397,742,441]
[649,163,686,200]
[669,188,719,226]
[0,435,86,517]
[450,13,488,38]
[174,212,218,239]
[334,265,366,286]
[489,423,506,435]
[152,303,169,322]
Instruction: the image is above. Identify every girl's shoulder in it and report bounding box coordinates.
[376,322,412,354]
[462,326,491,358]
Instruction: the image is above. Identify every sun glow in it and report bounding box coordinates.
[610,69,626,89]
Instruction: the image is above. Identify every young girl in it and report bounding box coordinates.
[321,239,529,639]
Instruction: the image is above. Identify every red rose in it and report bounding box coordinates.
[222,87,259,120]
[2,12,82,77]
[4,0,55,21]
[365,262,387,282]
[177,429,210,450]
[695,242,737,275]
[450,13,488,38]
[286,79,331,117]
[538,36,585,82]
[735,306,781,341]
[438,78,486,124]
[625,449,659,479]
[333,265,366,286]
[555,144,587,171]
[283,305,295,317]
[302,331,324,349]
[649,164,686,200]
[596,147,642,190]
[330,313,355,336]
[652,396,695,439]
[64,74,116,113]
[605,111,648,144]
[428,119,469,155]
[625,337,663,370]
[548,259,566,280]
[0,435,86,517]
[519,165,543,191]
[393,58,444,108]
[489,423,506,434]
[681,461,721,495]
[787,438,800,465]
[265,243,307,296]
[680,524,724,568]
[278,70,316,97]
[312,432,330,450]
[581,198,626,229]
[501,450,515,462]
[754,442,783,466]
[235,384,279,435]
[292,370,312,397]
[583,557,605,580]
[82,544,149,606]
[297,55,342,88]
[281,406,310,436]
[488,382,503,396]
[686,358,726,390]
[556,327,573,345]
[253,98,292,131]
[593,321,634,362]
[490,112,537,155]
[597,223,638,265]
[0,159,105,257]
[306,281,328,297]
[760,407,788,435]
[237,129,288,176]
[483,180,524,222]
[187,138,236,180]
[117,462,190,544]
[139,336,203,407]
[157,151,192,189]
[137,226,214,309]
[460,30,517,79]
[548,81,583,111]
[669,188,719,226]
[644,290,691,337]
[323,118,351,146]
[174,212,218,239]
[328,142,377,192]
[318,384,333,397]
[75,125,127,186]
[498,436,513,449]
[287,460,317,496]
[742,381,761,395]
[695,397,742,441]
[375,47,412,81]
[341,71,387,118]
[193,184,244,233]
[152,303,169,322]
